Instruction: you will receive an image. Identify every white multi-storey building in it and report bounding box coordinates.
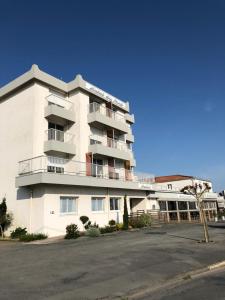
[0,65,155,236]
[0,65,219,236]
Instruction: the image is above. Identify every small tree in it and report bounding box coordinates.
[181,182,211,243]
[80,216,90,230]
[0,197,13,238]
[123,195,129,230]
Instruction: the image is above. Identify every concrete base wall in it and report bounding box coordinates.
[16,185,147,237]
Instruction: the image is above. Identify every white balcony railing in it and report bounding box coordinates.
[46,94,74,111]
[89,102,126,123]
[89,135,132,152]
[135,172,155,184]
[46,129,74,144]
[18,155,134,182]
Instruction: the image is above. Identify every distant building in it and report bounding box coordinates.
[148,175,218,223]
[218,190,225,210]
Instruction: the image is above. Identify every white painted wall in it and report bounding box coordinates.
[153,178,213,192]
[0,84,35,230]
[41,185,147,237]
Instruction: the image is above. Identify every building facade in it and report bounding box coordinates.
[0,66,219,237]
[0,65,156,236]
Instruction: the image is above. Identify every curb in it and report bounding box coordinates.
[208,260,225,270]
[126,260,225,299]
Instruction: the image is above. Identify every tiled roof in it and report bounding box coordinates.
[155,175,194,183]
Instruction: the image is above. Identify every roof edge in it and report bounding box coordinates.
[0,65,130,112]
[0,64,68,99]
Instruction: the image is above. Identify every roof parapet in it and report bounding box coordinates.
[0,65,130,112]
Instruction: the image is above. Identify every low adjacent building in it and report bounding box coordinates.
[148,175,218,222]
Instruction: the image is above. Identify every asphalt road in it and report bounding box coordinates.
[141,267,225,300]
[1,224,225,300]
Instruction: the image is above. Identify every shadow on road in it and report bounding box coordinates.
[167,234,200,242]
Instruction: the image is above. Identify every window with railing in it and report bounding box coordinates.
[46,129,74,144]
[89,102,126,123]
[46,94,73,111]
[18,156,135,182]
[89,135,131,152]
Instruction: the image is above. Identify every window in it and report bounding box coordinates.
[60,197,77,214]
[159,201,166,211]
[110,198,120,210]
[48,122,64,142]
[178,201,188,210]
[168,201,176,211]
[167,184,172,190]
[47,157,65,174]
[189,202,197,210]
[92,197,104,212]
[47,166,64,173]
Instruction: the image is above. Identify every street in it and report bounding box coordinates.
[1,224,225,299]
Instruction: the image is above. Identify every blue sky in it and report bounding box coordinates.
[0,0,224,191]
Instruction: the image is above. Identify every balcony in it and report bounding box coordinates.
[44,94,75,124]
[125,113,135,124]
[89,136,136,166]
[88,102,130,133]
[44,129,76,156]
[126,133,134,143]
[16,155,139,190]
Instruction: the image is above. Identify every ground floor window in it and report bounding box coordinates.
[168,201,176,211]
[159,201,166,211]
[110,197,120,210]
[178,201,187,210]
[92,197,104,212]
[189,201,197,210]
[60,197,77,214]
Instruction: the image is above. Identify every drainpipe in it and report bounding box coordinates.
[29,189,33,233]
[107,187,110,223]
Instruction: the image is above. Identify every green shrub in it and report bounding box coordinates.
[80,215,89,225]
[84,221,91,230]
[91,222,99,228]
[115,223,124,231]
[100,226,115,234]
[139,213,151,227]
[0,198,13,238]
[86,227,101,237]
[109,219,116,227]
[19,233,47,242]
[129,214,151,228]
[11,227,27,239]
[65,224,80,239]
[129,218,144,228]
